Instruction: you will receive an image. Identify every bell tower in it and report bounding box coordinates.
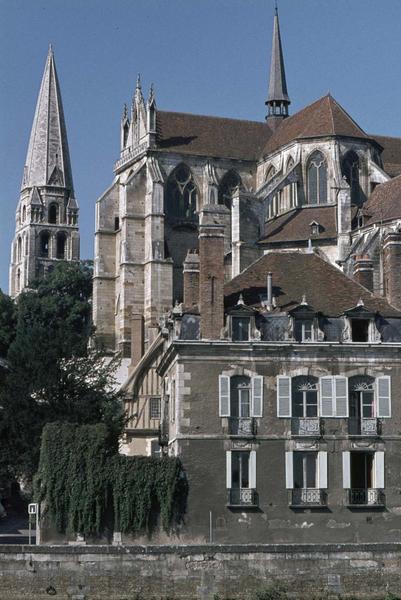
[265,6,291,129]
[9,46,79,297]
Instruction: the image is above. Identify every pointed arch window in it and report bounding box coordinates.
[342,151,360,204]
[22,205,26,222]
[17,237,22,262]
[48,203,58,224]
[16,269,21,293]
[218,170,241,209]
[307,151,327,204]
[165,164,198,224]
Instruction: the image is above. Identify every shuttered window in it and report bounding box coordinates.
[226,451,232,488]
[334,377,348,417]
[277,376,291,417]
[320,376,348,417]
[320,377,334,417]
[251,376,263,417]
[219,375,230,417]
[285,451,293,489]
[318,451,328,489]
[342,451,351,489]
[374,451,385,489]
[249,451,257,489]
[376,376,391,418]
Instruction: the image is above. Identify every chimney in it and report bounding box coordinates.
[266,272,273,310]
[183,250,200,310]
[199,205,226,339]
[383,230,401,310]
[353,254,374,292]
[130,313,144,369]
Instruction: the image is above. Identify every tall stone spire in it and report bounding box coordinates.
[9,47,79,297]
[21,45,75,197]
[265,5,290,127]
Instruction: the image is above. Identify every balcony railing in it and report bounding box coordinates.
[291,417,321,436]
[291,488,327,507]
[347,488,385,506]
[228,417,256,437]
[228,488,258,507]
[348,418,381,436]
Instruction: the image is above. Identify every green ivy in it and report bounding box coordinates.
[34,422,186,536]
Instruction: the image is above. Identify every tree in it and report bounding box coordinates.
[0,290,16,358]
[0,262,124,486]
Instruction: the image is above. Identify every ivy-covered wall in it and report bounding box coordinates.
[34,422,187,539]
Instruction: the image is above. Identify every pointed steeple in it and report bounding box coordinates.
[21,46,75,197]
[266,5,290,125]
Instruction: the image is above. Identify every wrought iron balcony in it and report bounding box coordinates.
[228,417,256,437]
[347,488,385,506]
[348,418,381,436]
[291,488,327,507]
[291,417,322,436]
[228,488,258,507]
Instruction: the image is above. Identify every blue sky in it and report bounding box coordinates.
[1,0,401,292]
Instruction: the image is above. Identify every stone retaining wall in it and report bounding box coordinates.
[0,543,400,600]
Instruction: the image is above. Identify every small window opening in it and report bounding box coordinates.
[351,319,369,342]
[40,233,49,257]
[149,397,161,420]
[114,216,120,231]
[232,316,250,341]
[294,319,314,342]
[231,451,250,489]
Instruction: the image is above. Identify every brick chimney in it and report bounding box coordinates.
[353,254,374,292]
[183,250,200,310]
[383,230,401,310]
[199,205,226,339]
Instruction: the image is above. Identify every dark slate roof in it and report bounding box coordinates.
[362,174,401,226]
[267,10,290,104]
[259,206,337,244]
[261,95,370,157]
[224,251,401,317]
[372,135,401,177]
[156,111,270,161]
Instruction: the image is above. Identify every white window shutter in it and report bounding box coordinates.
[334,377,348,417]
[318,451,328,489]
[219,375,230,417]
[251,376,263,417]
[320,377,334,417]
[342,451,351,489]
[285,451,293,489]
[374,451,385,489]
[376,376,391,418]
[226,451,232,489]
[277,376,291,417]
[249,450,256,489]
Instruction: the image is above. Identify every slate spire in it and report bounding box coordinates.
[266,5,290,125]
[21,45,75,197]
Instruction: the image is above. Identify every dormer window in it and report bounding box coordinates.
[290,298,320,343]
[232,316,250,341]
[310,221,320,236]
[343,301,379,343]
[351,318,369,342]
[228,295,257,342]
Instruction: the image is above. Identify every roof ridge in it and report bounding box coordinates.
[328,95,368,137]
[158,109,266,126]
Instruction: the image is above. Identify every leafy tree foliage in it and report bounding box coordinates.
[0,290,16,358]
[0,262,124,485]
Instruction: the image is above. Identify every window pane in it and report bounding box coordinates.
[318,163,327,204]
[362,391,374,418]
[240,452,249,488]
[306,391,318,417]
[293,390,304,417]
[232,453,240,488]
[232,317,250,341]
[308,165,317,204]
[293,452,304,488]
[239,389,250,418]
[305,453,317,488]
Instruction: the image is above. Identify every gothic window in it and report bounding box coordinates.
[285,157,297,209]
[342,151,360,204]
[265,165,276,181]
[165,164,198,223]
[218,170,241,209]
[40,232,50,257]
[48,203,58,224]
[56,233,66,259]
[25,235,29,255]
[307,151,327,204]
[22,205,26,222]
[16,269,21,293]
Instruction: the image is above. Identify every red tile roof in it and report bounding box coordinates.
[362,175,401,226]
[261,95,370,156]
[224,251,401,317]
[156,111,270,161]
[259,206,337,244]
[371,135,401,177]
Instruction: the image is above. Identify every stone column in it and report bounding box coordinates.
[183,250,200,310]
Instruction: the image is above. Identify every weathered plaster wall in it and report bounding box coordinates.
[0,543,400,600]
